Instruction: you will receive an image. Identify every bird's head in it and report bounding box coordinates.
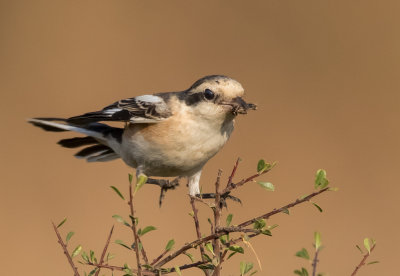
[185,75,257,121]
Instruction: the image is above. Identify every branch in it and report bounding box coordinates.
[212,170,223,276]
[312,249,320,276]
[222,166,273,194]
[52,221,80,276]
[155,187,330,268]
[94,225,114,276]
[350,244,377,276]
[129,182,142,276]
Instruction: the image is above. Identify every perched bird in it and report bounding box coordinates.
[29,75,256,203]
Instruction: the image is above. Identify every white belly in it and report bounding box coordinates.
[120,117,234,177]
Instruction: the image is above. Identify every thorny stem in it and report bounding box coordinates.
[155,188,330,268]
[94,225,114,276]
[189,196,207,265]
[212,170,223,276]
[52,221,80,276]
[226,158,240,189]
[350,244,377,276]
[129,182,142,276]
[312,248,320,276]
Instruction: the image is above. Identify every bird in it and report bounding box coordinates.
[29,75,256,204]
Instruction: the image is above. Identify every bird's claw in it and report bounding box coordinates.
[158,178,180,207]
[196,192,242,208]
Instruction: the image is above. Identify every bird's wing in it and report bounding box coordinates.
[67,95,172,124]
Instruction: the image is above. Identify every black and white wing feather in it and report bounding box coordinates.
[67,95,172,125]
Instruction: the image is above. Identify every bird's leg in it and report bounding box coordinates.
[146,177,180,206]
[196,192,242,208]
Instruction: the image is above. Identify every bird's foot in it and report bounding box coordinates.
[146,177,180,206]
[196,192,242,208]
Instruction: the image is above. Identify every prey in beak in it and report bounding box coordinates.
[221,97,257,116]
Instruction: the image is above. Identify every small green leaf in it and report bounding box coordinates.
[115,240,132,250]
[315,169,329,189]
[295,248,310,260]
[202,254,212,262]
[66,231,74,243]
[282,208,290,215]
[229,245,244,254]
[57,217,67,228]
[240,261,246,275]
[106,253,115,261]
[227,251,237,259]
[174,265,182,275]
[112,215,130,227]
[205,242,214,255]
[329,187,339,191]
[219,234,228,244]
[312,202,323,212]
[367,261,379,265]
[87,268,98,276]
[89,250,95,262]
[71,245,82,258]
[315,232,321,251]
[240,262,254,275]
[110,186,125,200]
[257,181,275,191]
[188,211,194,217]
[268,224,279,230]
[184,252,195,262]
[245,262,254,274]
[253,219,266,230]
[356,244,364,254]
[139,226,156,236]
[165,239,175,251]
[134,174,148,194]
[128,173,133,184]
[81,251,89,262]
[257,159,267,173]
[226,214,233,227]
[261,230,272,236]
[364,238,371,254]
[294,268,309,276]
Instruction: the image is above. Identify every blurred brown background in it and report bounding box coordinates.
[1,1,399,275]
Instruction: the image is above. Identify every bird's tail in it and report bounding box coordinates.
[28,118,122,162]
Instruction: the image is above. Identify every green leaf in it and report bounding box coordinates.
[106,253,115,261]
[110,186,125,200]
[315,169,329,189]
[356,244,363,254]
[226,214,233,227]
[112,215,130,227]
[364,238,371,254]
[268,224,279,230]
[71,245,82,258]
[240,261,246,275]
[134,174,148,194]
[312,202,323,212]
[57,217,67,228]
[66,231,74,243]
[115,240,132,250]
[165,239,175,251]
[202,254,212,262]
[295,248,310,260]
[87,268,98,276]
[227,251,237,259]
[244,262,254,274]
[229,245,244,254]
[184,252,195,263]
[128,173,133,184]
[81,251,89,263]
[219,234,228,244]
[240,262,254,275]
[253,219,266,230]
[282,208,290,215]
[174,265,182,275]
[261,230,272,236]
[257,159,267,173]
[257,181,275,191]
[314,232,321,251]
[139,226,156,236]
[367,261,379,265]
[205,243,214,255]
[294,268,309,276]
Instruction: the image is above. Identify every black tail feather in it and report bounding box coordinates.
[75,144,111,158]
[29,118,68,132]
[58,137,98,148]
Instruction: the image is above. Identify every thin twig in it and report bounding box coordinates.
[156,187,330,268]
[150,248,169,266]
[52,221,80,276]
[189,196,207,264]
[129,182,142,276]
[350,244,377,276]
[137,235,149,265]
[94,225,114,276]
[226,158,240,189]
[212,170,223,276]
[222,167,273,194]
[312,248,320,276]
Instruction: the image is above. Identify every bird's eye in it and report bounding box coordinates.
[204,89,215,100]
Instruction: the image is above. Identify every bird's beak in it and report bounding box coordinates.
[221,97,257,116]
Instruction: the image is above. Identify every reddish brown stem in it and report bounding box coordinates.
[212,170,223,276]
[190,196,207,262]
[129,182,142,276]
[94,225,114,276]
[350,244,377,276]
[52,221,80,276]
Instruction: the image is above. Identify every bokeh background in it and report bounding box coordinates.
[1,1,399,275]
